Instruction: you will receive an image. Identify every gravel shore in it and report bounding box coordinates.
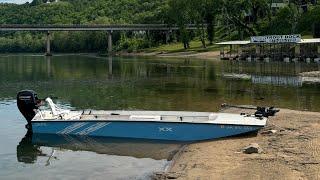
[154,108,320,180]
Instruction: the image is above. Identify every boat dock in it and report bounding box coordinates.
[216,34,320,63]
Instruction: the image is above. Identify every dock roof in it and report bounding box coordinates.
[298,38,320,44]
[216,38,320,45]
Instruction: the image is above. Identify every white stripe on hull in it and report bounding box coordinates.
[57,122,88,134]
[75,122,111,135]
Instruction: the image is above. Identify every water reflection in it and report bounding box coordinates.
[222,73,304,87]
[46,56,51,77]
[1,55,320,111]
[17,131,183,165]
[251,75,303,87]
[1,55,320,179]
[17,131,44,164]
[222,61,320,76]
[108,56,113,78]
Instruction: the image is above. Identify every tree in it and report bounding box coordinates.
[167,0,193,49]
[261,4,301,35]
[297,5,320,35]
[204,0,222,44]
[30,0,44,6]
[189,0,207,48]
[219,0,270,39]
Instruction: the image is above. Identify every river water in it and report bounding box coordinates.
[0,55,320,179]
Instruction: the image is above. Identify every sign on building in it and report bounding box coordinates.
[250,34,301,43]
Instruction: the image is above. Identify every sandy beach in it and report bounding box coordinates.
[154,108,320,180]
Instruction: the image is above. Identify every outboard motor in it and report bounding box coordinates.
[17,90,40,126]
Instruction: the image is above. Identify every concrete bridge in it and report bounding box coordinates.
[0,24,199,55]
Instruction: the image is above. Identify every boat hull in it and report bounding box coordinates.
[31,121,263,141]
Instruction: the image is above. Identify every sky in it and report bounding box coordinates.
[0,0,31,4]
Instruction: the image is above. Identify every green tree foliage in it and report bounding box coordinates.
[205,0,222,44]
[298,5,320,34]
[220,0,270,38]
[30,0,44,6]
[166,0,193,49]
[0,0,318,53]
[260,4,300,35]
[0,0,168,53]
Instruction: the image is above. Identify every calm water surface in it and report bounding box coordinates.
[0,55,320,179]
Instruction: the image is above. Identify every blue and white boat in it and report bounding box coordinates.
[17,90,277,141]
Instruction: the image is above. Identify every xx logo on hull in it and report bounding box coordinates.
[159,127,173,132]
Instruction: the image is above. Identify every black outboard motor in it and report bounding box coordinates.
[17,90,40,126]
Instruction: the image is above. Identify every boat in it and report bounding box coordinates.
[17,90,278,141]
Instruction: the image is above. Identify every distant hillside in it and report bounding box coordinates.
[0,0,167,24]
[0,0,169,53]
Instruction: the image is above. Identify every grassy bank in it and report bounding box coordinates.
[144,40,220,53]
[116,39,221,60]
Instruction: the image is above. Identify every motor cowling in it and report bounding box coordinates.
[17,90,40,125]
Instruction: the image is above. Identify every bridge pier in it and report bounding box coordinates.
[107,31,112,54]
[45,31,52,56]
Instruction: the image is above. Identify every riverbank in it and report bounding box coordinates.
[154,108,320,179]
[116,40,221,60]
[117,50,220,60]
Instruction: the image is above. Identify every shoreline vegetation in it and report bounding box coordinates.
[0,39,222,60]
[116,40,221,60]
[153,107,320,180]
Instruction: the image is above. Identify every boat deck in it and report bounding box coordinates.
[33,110,267,126]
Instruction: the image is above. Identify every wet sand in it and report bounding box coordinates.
[154,108,320,179]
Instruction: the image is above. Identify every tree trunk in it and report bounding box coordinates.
[206,16,215,45]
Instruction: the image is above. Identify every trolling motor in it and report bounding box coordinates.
[254,106,280,118]
[221,103,280,118]
[17,90,42,128]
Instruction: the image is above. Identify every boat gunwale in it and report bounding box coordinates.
[31,119,265,127]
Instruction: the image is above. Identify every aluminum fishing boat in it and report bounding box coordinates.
[17,90,278,141]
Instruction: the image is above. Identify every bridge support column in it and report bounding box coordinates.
[45,31,52,56]
[107,31,113,54]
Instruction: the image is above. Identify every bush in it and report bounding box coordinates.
[297,5,320,35]
[117,34,151,52]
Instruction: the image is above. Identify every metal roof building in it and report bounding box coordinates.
[216,37,320,62]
